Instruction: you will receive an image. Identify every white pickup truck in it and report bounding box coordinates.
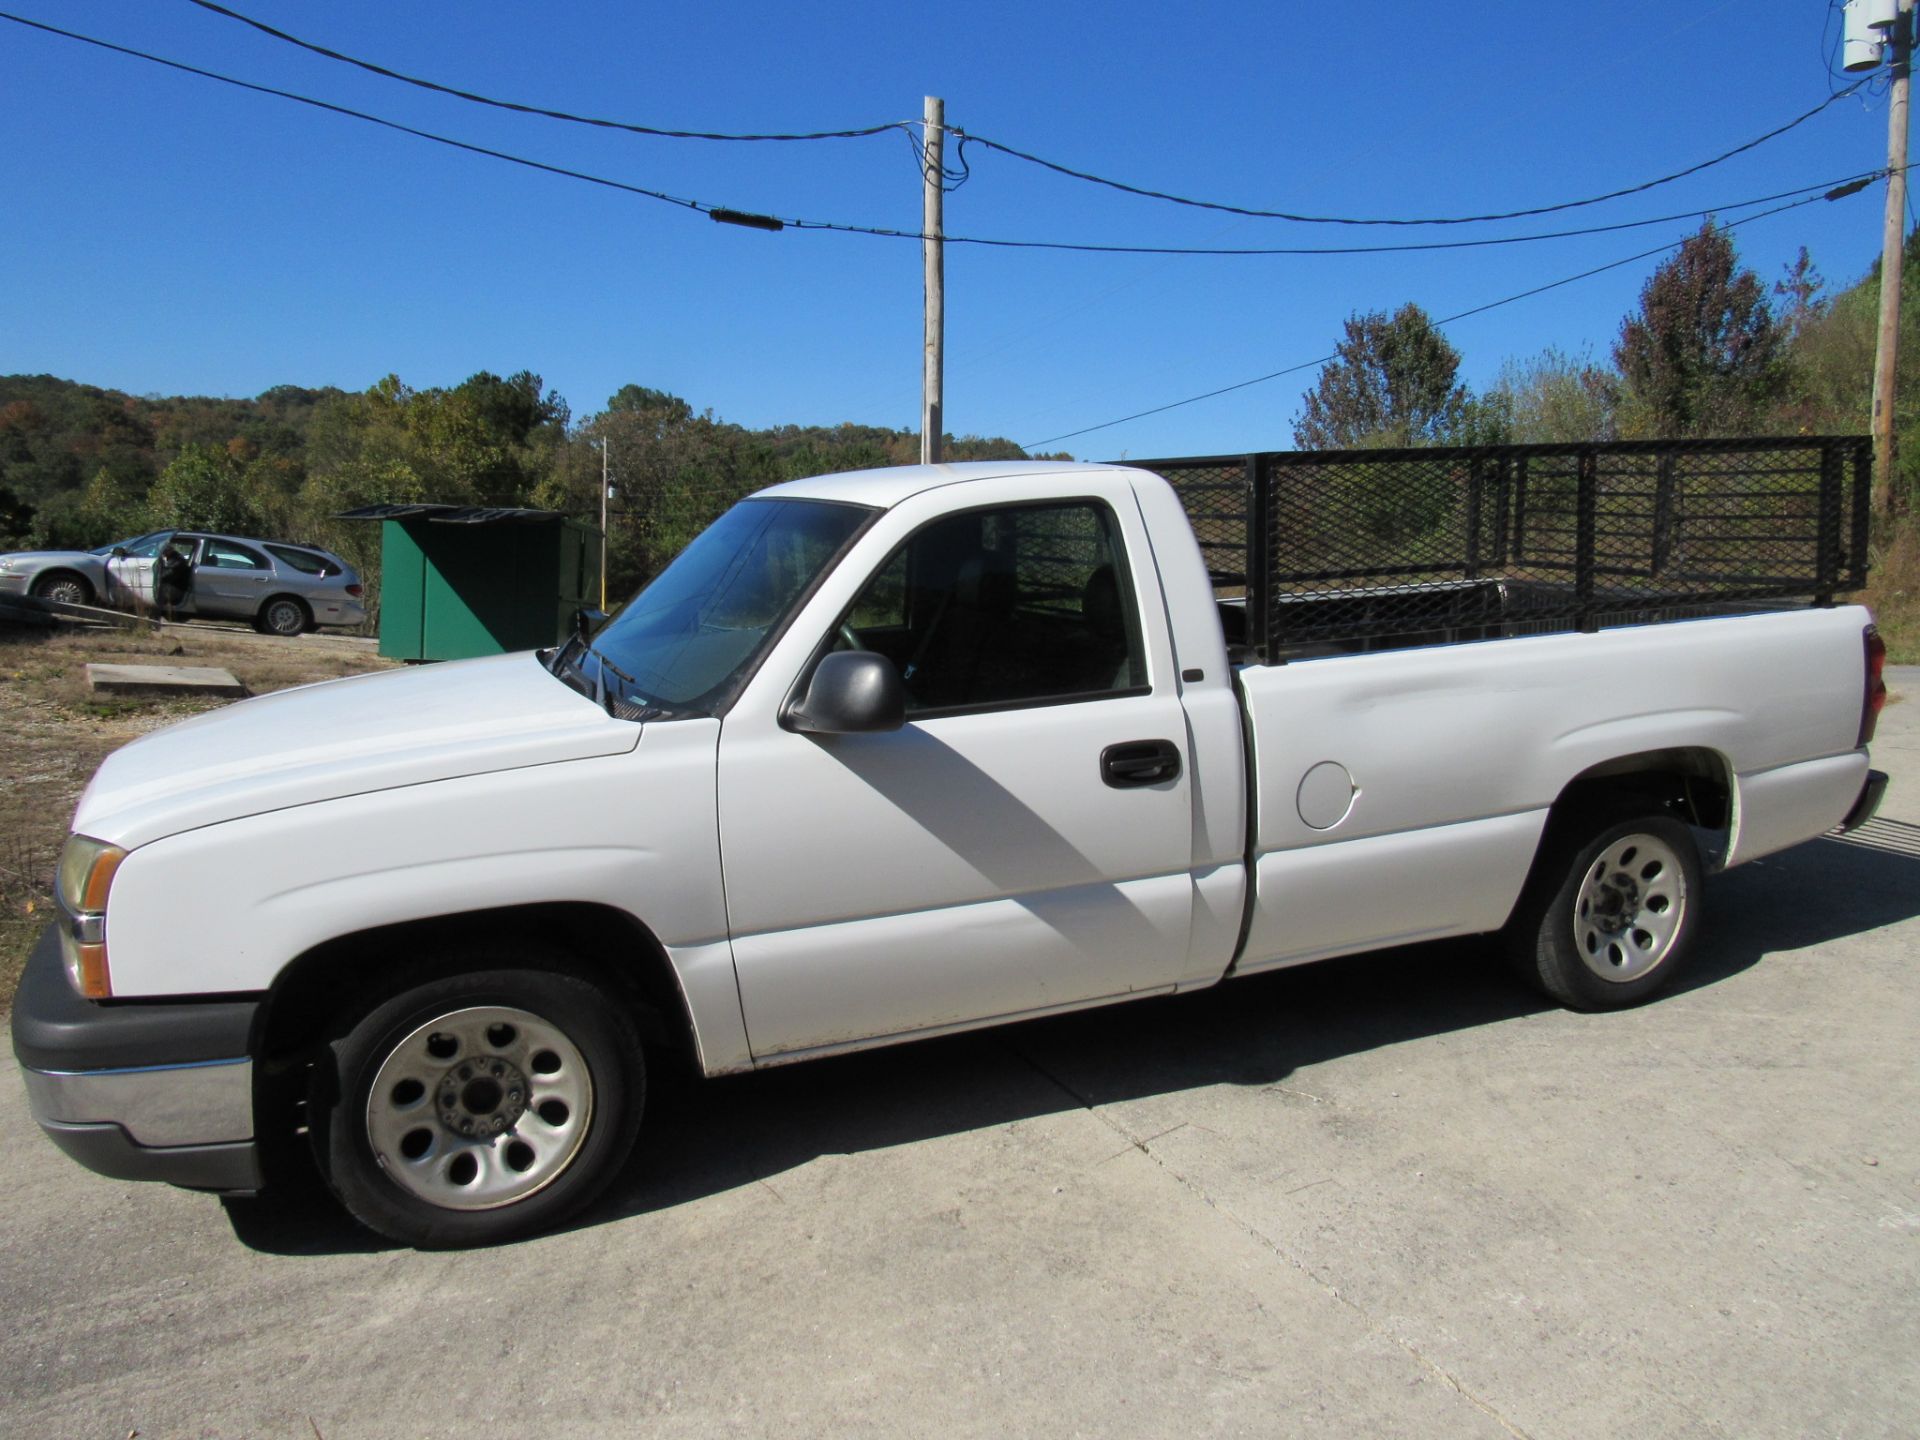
[13,450,1891,1246]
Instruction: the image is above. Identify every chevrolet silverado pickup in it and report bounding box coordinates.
[13,442,1891,1246]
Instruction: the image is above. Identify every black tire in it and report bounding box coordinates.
[1505,811,1703,1011]
[308,963,646,1247]
[31,571,93,606]
[257,595,311,636]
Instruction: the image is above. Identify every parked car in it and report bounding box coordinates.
[0,530,366,634]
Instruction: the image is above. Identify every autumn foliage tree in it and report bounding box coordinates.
[1614,221,1784,437]
[1293,303,1468,449]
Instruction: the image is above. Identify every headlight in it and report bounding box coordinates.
[55,834,127,999]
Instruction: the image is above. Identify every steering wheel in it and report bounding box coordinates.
[837,621,863,652]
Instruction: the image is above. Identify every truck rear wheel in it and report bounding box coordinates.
[1507,812,1703,1011]
[309,963,645,1247]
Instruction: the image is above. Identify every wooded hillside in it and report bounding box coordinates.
[0,371,1056,613]
[2,222,1915,655]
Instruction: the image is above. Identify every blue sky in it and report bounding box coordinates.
[0,1,1902,459]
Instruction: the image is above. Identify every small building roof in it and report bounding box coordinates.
[334,503,566,526]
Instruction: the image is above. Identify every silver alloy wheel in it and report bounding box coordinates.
[364,1005,594,1212]
[1572,831,1688,982]
[35,575,89,605]
[263,598,306,635]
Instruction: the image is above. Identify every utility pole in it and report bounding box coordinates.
[598,435,610,610]
[922,95,945,466]
[1870,0,1913,516]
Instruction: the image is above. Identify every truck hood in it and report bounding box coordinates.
[73,651,642,849]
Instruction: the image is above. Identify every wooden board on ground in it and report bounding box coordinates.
[86,663,249,698]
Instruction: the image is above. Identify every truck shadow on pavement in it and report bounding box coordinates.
[224,827,1920,1255]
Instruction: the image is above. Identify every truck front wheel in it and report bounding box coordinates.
[309,964,645,1247]
[1507,812,1703,1011]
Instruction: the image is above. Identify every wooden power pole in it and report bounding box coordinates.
[922,96,945,466]
[1873,0,1913,516]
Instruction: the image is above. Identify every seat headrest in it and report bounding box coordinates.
[1082,563,1122,640]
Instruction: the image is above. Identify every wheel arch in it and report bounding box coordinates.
[1499,745,1732,932]
[256,901,703,1077]
[31,567,95,603]
[1551,744,1733,837]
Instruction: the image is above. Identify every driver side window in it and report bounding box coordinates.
[840,500,1146,715]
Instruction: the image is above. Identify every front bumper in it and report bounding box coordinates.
[10,924,264,1193]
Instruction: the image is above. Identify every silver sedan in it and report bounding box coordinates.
[0,530,368,634]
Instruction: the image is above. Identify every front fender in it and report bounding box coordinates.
[98,719,752,1073]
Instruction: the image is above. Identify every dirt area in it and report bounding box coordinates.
[0,619,396,1008]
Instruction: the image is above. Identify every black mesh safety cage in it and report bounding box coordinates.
[1128,437,1872,664]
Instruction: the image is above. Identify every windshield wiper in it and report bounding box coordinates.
[585,643,638,712]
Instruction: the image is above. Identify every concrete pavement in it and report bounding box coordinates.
[4,672,1917,1439]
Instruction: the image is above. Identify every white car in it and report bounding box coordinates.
[0,529,366,633]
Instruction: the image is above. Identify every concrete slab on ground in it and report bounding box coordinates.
[85,663,248,698]
[2,672,1915,1440]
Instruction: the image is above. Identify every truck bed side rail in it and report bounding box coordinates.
[1133,437,1872,664]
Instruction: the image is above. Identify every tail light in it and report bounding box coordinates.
[346,583,364,596]
[1861,625,1887,746]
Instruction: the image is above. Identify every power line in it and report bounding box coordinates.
[179,0,912,144]
[890,174,1883,257]
[8,12,1872,263]
[181,0,1864,231]
[0,11,710,213]
[960,84,1866,229]
[1022,190,1855,450]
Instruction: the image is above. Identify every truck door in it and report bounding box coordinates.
[717,482,1196,1060]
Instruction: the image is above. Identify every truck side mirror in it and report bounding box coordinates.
[573,606,607,640]
[110,548,128,560]
[785,651,907,735]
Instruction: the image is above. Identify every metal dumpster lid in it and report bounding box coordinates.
[334,503,564,525]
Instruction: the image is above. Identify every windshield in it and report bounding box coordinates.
[580,497,871,712]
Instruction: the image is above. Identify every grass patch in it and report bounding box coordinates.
[0,621,396,1012]
[1862,521,1919,663]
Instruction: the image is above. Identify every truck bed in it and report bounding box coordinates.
[1140,437,1872,663]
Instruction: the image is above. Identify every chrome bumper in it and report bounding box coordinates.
[21,1058,262,1193]
[23,1056,254,1147]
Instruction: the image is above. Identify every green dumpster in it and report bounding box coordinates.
[338,504,601,662]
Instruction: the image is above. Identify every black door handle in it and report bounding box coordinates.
[1101,739,1181,788]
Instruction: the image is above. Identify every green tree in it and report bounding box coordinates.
[0,481,33,549]
[1488,346,1619,443]
[33,466,152,547]
[1294,304,1469,449]
[1614,221,1783,437]
[147,445,267,534]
